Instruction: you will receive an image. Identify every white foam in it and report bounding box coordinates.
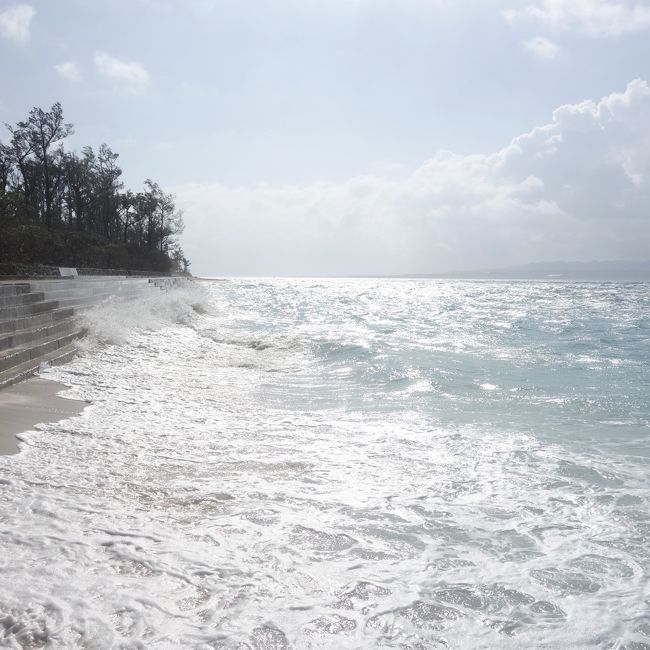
[78,283,210,348]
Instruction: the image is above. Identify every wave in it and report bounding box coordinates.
[77,282,211,348]
[197,328,308,353]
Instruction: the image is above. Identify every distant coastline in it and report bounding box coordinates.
[398,260,650,282]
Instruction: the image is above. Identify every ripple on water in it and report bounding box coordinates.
[433,583,535,614]
[529,567,602,594]
[366,600,464,634]
[568,554,636,579]
[290,526,357,553]
[303,613,357,636]
[334,580,392,610]
[246,625,290,649]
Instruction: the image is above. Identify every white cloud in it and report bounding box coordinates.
[505,0,650,37]
[524,35,560,58]
[0,4,35,42]
[94,51,149,94]
[176,80,650,276]
[54,60,82,82]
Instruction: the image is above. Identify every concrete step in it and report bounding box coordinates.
[26,283,156,305]
[150,278,188,290]
[28,278,150,293]
[0,283,30,297]
[0,342,78,390]
[0,291,46,308]
[39,284,157,300]
[0,318,77,353]
[53,292,146,311]
[0,299,60,321]
[0,307,75,336]
[33,282,150,295]
[37,278,150,289]
[0,328,83,374]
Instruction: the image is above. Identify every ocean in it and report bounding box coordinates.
[1,278,649,649]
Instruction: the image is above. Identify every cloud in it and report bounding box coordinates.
[94,51,149,94]
[0,4,35,42]
[54,60,82,82]
[505,0,650,37]
[524,35,560,58]
[176,79,650,276]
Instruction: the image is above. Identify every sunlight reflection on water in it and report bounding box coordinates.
[1,279,649,648]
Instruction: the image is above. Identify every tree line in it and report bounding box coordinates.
[0,102,189,273]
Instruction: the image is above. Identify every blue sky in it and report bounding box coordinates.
[1,0,650,275]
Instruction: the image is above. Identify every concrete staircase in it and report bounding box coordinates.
[0,277,186,389]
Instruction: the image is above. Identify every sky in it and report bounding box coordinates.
[1,0,649,276]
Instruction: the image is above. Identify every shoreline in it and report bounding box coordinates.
[0,376,87,455]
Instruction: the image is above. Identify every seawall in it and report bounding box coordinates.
[0,276,190,390]
[0,275,191,455]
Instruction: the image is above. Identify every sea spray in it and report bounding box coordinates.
[77,282,211,348]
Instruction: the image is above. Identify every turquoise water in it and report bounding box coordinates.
[1,279,649,648]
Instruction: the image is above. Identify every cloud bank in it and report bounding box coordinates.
[0,4,35,42]
[178,79,650,276]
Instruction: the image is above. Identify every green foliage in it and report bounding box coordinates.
[0,191,25,227]
[0,223,174,272]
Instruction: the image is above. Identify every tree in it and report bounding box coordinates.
[63,147,95,231]
[0,142,13,193]
[4,119,35,214]
[24,102,74,227]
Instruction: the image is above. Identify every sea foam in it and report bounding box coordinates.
[1,278,649,648]
[77,281,210,348]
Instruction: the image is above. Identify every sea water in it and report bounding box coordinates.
[1,278,649,649]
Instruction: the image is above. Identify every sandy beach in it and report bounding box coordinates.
[0,377,86,455]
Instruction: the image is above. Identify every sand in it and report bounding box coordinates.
[0,377,87,455]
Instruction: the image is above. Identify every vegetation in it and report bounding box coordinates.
[0,103,189,273]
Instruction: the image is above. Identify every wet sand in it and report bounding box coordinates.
[0,377,87,455]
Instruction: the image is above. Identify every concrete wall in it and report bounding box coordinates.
[0,277,190,389]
